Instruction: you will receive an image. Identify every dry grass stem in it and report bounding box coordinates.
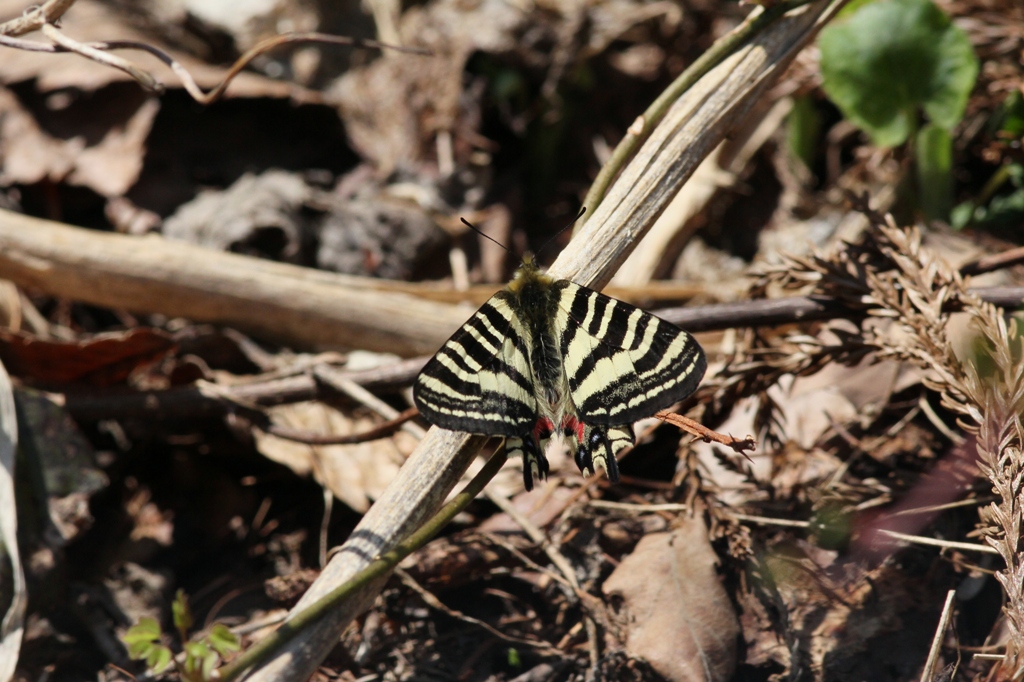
[263,407,419,445]
[920,590,958,682]
[588,501,690,513]
[878,530,1000,555]
[484,490,602,670]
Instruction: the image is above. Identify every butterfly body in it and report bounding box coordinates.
[414,254,706,490]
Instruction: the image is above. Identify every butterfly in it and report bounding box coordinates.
[413,248,706,490]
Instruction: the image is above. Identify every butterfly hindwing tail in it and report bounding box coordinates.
[575,424,633,482]
[507,436,549,491]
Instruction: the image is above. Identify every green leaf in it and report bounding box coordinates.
[126,639,151,660]
[146,645,174,674]
[201,648,219,680]
[950,200,975,230]
[836,0,877,17]
[184,640,211,674]
[183,639,220,682]
[917,123,953,220]
[820,0,979,147]
[922,14,979,131]
[173,589,194,638]
[208,624,241,657]
[123,617,162,648]
[952,163,1024,230]
[809,504,853,550]
[123,619,173,674]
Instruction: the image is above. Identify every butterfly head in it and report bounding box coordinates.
[506,252,554,294]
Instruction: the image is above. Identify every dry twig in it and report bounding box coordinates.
[262,407,419,446]
[0,0,427,102]
[0,0,75,36]
[656,410,756,454]
[484,491,602,672]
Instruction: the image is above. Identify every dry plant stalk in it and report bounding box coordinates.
[745,201,1024,672]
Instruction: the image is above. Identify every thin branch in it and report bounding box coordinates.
[1,15,428,102]
[395,569,561,654]
[730,513,811,528]
[589,500,690,513]
[313,365,427,440]
[0,0,76,37]
[262,407,419,445]
[40,24,164,92]
[724,514,1001,553]
[878,530,999,555]
[485,491,580,593]
[480,533,574,589]
[124,31,429,105]
[960,245,1024,277]
[485,488,602,670]
[0,33,62,51]
[889,497,995,517]
[920,590,957,682]
[656,410,756,454]
[657,286,1024,333]
[62,358,427,422]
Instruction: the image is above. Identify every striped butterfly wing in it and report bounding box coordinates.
[554,281,707,425]
[413,297,537,436]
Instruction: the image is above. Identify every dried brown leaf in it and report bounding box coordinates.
[0,327,176,386]
[253,402,414,513]
[603,521,739,682]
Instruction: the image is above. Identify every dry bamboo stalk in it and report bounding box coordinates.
[0,210,469,357]
[245,1,847,679]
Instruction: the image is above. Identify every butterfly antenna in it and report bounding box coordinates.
[461,217,516,257]
[537,206,586,258]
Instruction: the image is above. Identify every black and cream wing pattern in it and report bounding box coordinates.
[414,255,706,490]
[413,297,538,436]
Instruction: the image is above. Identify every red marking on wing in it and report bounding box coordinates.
[533,417,554,442]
